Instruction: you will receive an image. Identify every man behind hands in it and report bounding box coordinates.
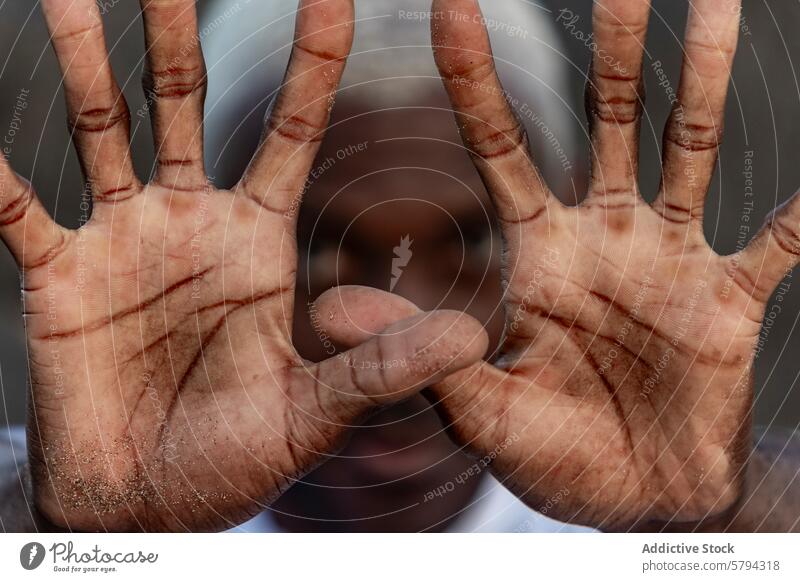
[1,0,799,533]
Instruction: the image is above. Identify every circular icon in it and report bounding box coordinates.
[19,542,46,570]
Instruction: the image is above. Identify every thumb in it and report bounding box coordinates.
[301,289,489,419]
[311,287,505,448]
[314,285,422,346]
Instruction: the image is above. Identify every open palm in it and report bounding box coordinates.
[320,0,800,531]
[0,0,485,531]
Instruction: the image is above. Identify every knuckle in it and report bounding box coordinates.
[656,201,696,225]
[593,10,649,37]
[68,101,130,134]
[52,20,104,44]
[664,109,723,152]
[284,369,347,455]
[26,230,72,271]
[469,122,527,160]
[295,42,348,64]
[0,182,34,227]
[267,111,326,145]
[766,208,800,258]
[590,95,641,125]
[143,63,207,100]
[95,183,138,204]
[587,73,644,126]
[686,37,737,64]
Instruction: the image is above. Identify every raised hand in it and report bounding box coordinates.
[318,0,798,530]
[0,0,486,531]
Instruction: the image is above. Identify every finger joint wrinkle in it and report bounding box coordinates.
[766,214,800,258]
[665,122,722,153]
[470,126,526,160]
[25,231,71,271]
[590,96,641,125]
[95,184,137,204]
[69,105,130,134]
[295,43,347,64]
[0,185,34,226]
[144,65,208,100]
[268,113,325,145]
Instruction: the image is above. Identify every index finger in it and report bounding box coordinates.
[431,0,557,225]
[238,0,354,217]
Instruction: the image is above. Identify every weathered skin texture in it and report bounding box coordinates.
[0,0,487,531]
[318,0,800,531]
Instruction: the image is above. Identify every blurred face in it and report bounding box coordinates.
[271,102,507,532]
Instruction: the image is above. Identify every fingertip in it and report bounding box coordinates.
[295,0,354,60]
[431,0,492,76]
[314,285,420,346]
[422,309,490,369]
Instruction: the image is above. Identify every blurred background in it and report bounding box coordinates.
[1,0,799,437]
